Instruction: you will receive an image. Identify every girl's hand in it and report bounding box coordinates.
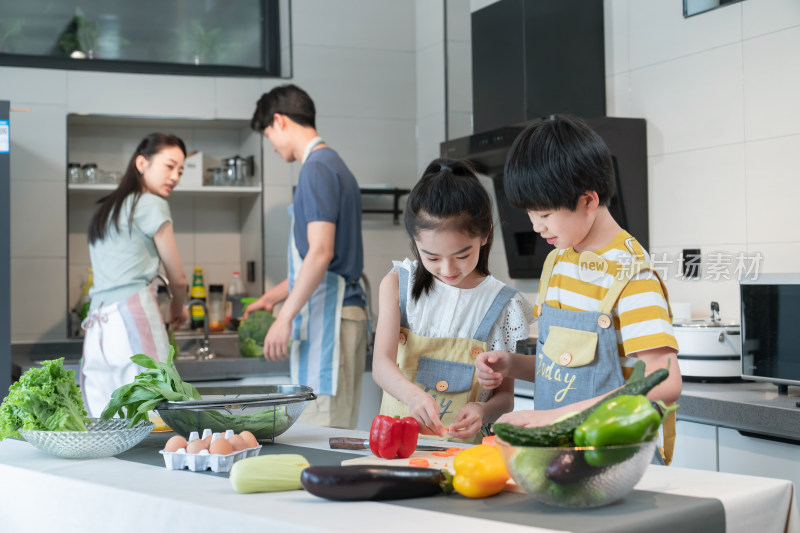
[407,390,446,437]
[475,350,511,390]
[447,403,484,439]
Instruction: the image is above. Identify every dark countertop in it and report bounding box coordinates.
[678,380,800,441]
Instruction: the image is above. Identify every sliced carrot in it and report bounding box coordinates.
[445,447,461,453]
[432,451,451,457]
[482,435,496,446]
[408,458,430,467]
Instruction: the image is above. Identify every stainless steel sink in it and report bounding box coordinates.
[172,331,289,382]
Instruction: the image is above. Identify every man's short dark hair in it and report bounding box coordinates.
[503,114,615,211]
[251,84,316,132]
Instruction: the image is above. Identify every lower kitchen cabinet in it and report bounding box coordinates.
[672,420,717,471]
[718,427,800,495]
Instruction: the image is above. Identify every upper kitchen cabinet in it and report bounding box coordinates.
[0,0,290,78]
[66,113,264,337]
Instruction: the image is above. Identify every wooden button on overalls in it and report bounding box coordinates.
[436,380,449,392]
[470,346,482,359]
[597,315,612,329]
[559,352,572,365]
[399,332,407,345]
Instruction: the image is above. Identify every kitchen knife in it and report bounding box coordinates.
[328,437,449,452]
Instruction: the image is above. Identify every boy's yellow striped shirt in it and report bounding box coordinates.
[535,232,678,365]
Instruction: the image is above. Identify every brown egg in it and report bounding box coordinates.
[187,439,208,454]
[228,434,247,451]
[203,435,212,447]
[164,435,188,452]
[209,438,233,455]
[239,430,258,448]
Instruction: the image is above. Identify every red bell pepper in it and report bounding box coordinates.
[369,415,419,459]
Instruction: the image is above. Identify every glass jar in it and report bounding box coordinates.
[207,284,225,332]
[68,163,82,184]
[82,163,98,184]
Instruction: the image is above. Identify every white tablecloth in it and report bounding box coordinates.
[0,424,797,533]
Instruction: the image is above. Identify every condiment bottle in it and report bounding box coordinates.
[208,284,225,333]
[225,271,247,328]
[79,268,93,321]
[190,267,206,330]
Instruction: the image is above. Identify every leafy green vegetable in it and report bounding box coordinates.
[162,405,291,440]
[238,310,276,357]
[0,358,89,440]
[101,348,201,427]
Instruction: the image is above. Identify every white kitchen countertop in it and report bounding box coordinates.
[0,424,797,533]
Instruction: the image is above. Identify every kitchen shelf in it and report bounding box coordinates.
[360,187,411,225]
[68,184,262,197]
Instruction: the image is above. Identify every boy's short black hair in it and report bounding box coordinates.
[251,84,316,132]
[503,114,615,211]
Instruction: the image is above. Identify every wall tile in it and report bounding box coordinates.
[316,116,418,187]
[606,72,631,117]
[629,44,744,156]
[192,196,242,266]
[416,112,446,176]
[749,242,800,275]
[604,0,629,75]
[743,27,800,141]
[10,180,67,258]
[0,67,67,105]
[743,0,800,39]
[416,42,446,119]
[11,258,69,341]
[628,0,742,70]
[67,71,216,118]
[652,245,744,320]
[745,134,800,243]
[446,0,472,43]
[649,143,747,248]
[417,0,445,51]
[446,40,472,114]
[292,46,415,120]
[262,184,293,259]
[292,0,415,51]
[9,104,66,182]
[215,78,263,120]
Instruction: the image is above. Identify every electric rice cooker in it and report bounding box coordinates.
[673,302,741,382]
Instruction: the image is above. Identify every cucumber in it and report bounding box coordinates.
[493,364,669,447]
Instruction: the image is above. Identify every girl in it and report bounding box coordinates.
[80,133,189,417]
[372,158,534,443]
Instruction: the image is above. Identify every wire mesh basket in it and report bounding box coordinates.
[20,418,154,459]
[156,384,316,442]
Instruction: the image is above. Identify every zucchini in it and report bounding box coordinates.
[300,465,453,501]
[493,362,669,447]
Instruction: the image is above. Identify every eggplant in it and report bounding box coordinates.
[545,451,599,485]
[300,465,453,501]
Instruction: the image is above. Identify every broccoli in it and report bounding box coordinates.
[237,310,276,357]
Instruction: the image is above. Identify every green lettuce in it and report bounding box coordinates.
[0,358,89,440]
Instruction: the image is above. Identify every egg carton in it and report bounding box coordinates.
[160,429,262,473]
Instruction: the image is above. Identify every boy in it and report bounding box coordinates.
[475,115,681,463]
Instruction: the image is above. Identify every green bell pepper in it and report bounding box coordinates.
[574,395,677,467]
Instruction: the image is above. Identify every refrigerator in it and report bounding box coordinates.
[1,101,10,398]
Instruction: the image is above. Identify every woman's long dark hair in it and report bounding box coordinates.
[88,133,186,244]
[404,158,494,301]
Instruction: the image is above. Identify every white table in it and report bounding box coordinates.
[0,424,797,533]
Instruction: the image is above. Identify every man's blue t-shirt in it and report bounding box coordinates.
[293,147,365,307]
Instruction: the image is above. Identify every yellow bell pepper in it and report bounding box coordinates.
[452,444,510,498]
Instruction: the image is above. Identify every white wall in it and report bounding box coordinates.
[605,0,800,321]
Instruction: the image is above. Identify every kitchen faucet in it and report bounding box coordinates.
[186,298,215,360]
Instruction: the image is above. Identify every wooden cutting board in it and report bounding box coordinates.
[340,450,523,493]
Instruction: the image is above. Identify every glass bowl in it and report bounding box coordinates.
[496,439,656,508]
[20,418,154,459]
[156,384,316,442]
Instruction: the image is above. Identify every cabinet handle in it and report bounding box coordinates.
[738,430,800,446]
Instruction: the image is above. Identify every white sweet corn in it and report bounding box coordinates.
[229,454,310,494]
